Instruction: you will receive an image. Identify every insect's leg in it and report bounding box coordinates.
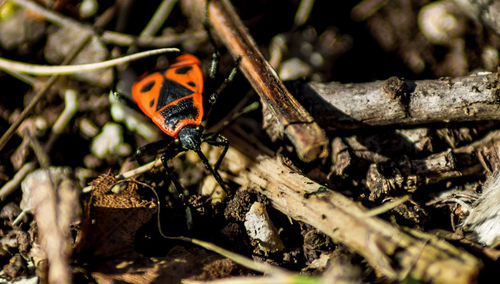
[160,152,187,200]
[207,57,241,106]
[195,148,228,193]
[202,133,229,172]
[135,139,173,164]
[203,0,241,115]
[204,0,219,79]
[203,57,241,125]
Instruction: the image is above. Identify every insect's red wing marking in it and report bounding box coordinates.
[132,54,204,137]
[131,72,164,118]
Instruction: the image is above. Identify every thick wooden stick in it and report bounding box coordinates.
[195,0,328,162]
[221,128,481,283]
[287,73,500,130]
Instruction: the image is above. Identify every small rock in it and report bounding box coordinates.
[79,0,98,18]
[244,202,284,253]
[109,92,159,141]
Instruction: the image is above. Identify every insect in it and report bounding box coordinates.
[125,0,242,194]
[130,53,235,193]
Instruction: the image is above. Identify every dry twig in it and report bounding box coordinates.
[192,0,328,162]
[287,73,500,130]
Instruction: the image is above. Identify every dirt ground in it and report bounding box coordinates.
[1,0,500,283]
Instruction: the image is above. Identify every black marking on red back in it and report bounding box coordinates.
[156,79,195,111]
[160,97,198,130]
[175,66,193,75]
[140,81,155,93]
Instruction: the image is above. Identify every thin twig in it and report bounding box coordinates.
[101,30,206,47]
[0,162,36,201]
[93,4,117,29]
[13,0,192,50]
[82,159,162,193]
[44,90,79,152]
[364,195,411,217]
[165,235,289,276]
[27,130,50,169]
[12,0,85,30]
[1,69,37,86]
[140,0,177,38]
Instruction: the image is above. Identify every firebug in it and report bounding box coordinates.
[129,52,238,194]
[120,0,241,194]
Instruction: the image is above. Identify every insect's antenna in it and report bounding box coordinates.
[203,0,220,79]
[195,148,228,193]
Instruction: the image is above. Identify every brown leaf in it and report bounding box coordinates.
[75,173,156,258]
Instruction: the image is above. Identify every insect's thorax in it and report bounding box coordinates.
[177,124,203,150]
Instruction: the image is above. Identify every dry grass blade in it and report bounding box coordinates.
[0,48,179,75]
[182,275,317,284]
[171,236,288,276]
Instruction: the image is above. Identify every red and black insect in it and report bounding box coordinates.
[129,53,235,193]
[117,0,240,193]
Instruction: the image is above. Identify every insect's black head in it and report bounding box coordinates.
[178,125,203,151]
